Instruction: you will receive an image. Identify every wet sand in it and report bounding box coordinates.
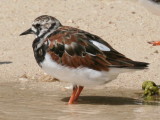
[0,82,160,120]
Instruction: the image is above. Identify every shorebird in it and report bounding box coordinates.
[20,15,149,104]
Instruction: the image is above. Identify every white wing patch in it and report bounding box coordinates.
[89,40,110,51]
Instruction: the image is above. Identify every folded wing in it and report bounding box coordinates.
[46,26,149,71]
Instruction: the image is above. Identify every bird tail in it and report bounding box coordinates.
[109,60,149,69]
[129,61,149,69]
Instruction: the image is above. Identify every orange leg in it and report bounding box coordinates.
[74,86,84,101]
[68,86,78,104]
[148,41,160,46]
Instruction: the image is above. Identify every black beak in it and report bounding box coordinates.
[20,28,34,36]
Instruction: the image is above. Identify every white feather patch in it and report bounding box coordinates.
[89,40,110,51]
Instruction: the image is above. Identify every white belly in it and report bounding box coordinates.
[40,53,132,87]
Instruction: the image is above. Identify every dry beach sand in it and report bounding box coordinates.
[0,0,160,90]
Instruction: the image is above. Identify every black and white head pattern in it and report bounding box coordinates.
[31,15,62,37]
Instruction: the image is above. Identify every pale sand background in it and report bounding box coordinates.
[0,0,160,89]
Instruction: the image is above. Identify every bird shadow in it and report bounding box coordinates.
[61,96,140,105]
[0,61,12,65]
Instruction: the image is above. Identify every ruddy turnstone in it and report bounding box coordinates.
[139,0,160,46]
[20,15,149,104]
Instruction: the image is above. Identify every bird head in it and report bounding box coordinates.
[20,15,62,37]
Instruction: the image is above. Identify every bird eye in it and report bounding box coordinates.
[35,24,41,28]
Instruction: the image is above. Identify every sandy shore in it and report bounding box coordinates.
[0,0,160,89]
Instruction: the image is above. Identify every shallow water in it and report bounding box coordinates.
[0,82,160,120]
